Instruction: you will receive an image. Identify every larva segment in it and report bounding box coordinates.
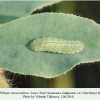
[30,37,84,54]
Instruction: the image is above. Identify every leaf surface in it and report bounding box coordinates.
[0,1,60,23]
[0,13,100,78]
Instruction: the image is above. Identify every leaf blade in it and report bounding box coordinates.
[0,13,100,78]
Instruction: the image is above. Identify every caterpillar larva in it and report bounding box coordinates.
[30,37,84,54]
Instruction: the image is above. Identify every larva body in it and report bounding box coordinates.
[30,37,84,54]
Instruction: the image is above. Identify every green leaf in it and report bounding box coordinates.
[0,1,60,23]
[0,13,100,78]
